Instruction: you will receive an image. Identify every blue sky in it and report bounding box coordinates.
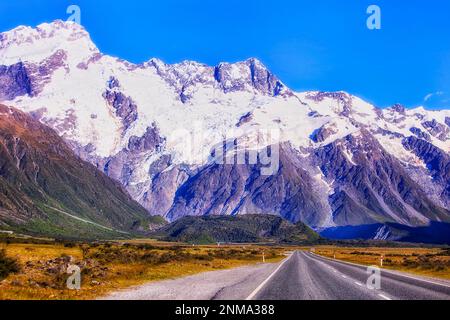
[0,0,449,109]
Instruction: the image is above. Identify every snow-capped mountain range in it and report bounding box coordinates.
[1,21,449,231]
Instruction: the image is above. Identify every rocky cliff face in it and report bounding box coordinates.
[314,131,448,226]
[0,63,32,100]
[0,21,449,232]
[403,136,450,208]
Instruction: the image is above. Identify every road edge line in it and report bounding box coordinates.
[378,294,392,300]
[245,253,294,300]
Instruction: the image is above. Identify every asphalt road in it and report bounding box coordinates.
[251,251,450,300]
[103,262,280,300]
[103,251,450,300]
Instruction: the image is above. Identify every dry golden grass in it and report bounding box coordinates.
[0,241,286,300]
[309,246,450,280]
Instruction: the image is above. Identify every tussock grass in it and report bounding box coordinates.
[0,249,20,280]
[0,239,286,300]
[311,246,450,280]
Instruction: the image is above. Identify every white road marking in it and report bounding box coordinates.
[245,253,293,300]
[303,252,402,300]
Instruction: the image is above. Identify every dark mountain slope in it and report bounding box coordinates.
[320,222,450,245]
[154,214,321,244]
[166,143,330,226]
[0,104,152,239]
[315,131,450,226]
[165,134,449,228]
[403,136,450,208]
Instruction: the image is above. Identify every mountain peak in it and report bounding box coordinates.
[39,19,86,31]
[143,56,290,98]
[0,20,98,65]
[245,57,265,67]
[213,58,289,97]
[390,103,407,113]
[1,20,89,44]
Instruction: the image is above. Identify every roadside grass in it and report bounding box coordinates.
[309,246,450,280]
[0,239,286,300]
[0,249,20,281]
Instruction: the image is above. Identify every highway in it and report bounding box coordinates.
[103,251,450,300]
[250,251,450,300]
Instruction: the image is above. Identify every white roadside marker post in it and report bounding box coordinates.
[380,254,384,267]
[263,251,266,263]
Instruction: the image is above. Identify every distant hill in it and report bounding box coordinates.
[320,222,450,245]
[0,104,159,240]
[153,215,321,244]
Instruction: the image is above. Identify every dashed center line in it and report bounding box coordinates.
[306,252,405,301]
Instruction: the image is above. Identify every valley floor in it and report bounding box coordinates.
[102,251,450,300]
[0,239,284,300]
[1,239,450,300]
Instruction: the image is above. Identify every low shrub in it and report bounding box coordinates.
[0,249,20,280]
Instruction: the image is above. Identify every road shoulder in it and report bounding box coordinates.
[100,260,284,300]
